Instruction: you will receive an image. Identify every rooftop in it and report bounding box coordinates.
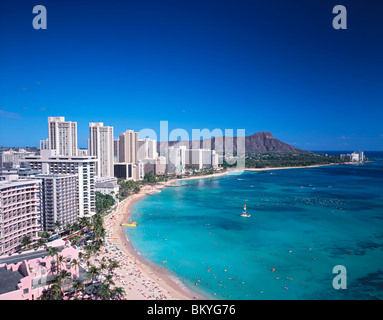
[0,267,25,295]
[0,178,41,190]
[0,247,63,266]
[0,240,66,265]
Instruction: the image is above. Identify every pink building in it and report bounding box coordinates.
[0,239,80,300]
[0,178,42,255]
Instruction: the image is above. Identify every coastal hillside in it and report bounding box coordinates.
[158,131,310,154]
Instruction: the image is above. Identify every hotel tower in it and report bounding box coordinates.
[89,122,114,177]
[48,117,78,157]
[119,130,139,164]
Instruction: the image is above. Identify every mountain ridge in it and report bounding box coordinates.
[158,131,310,154]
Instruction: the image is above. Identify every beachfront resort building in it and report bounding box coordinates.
[114,163,132,180]
[95,176,119,199]
[0,177,42,256]
[185,149,219,171]
[89,122,114,178]
[119,130,139,164]
[137,138,166,176]
[25,151,97,218]
[155,156,166,175]
[0,239,81,300]
[30,174,79,232]
[167,146,187,175]
[340,151,365,163]
[142,156,166,176]
[166,147,219,174]
[113,129,148,181]
[47,117,78,157]
[138,138,158,161]
[114,162,144,181]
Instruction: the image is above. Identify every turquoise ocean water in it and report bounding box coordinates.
[125,152,383,300]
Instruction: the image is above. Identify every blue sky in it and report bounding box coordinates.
[0,0,382,150]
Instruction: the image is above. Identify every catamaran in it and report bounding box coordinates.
[240,204,251,217]
[121,222,138,227]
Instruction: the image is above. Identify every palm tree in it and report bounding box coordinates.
[46,246,60,270]
[57,255,65,273]
[65,223,73,233]
[58,269,72,294]
[78,251,84,261]
[87,265,100,300]
[42,269,65,300]
[36,237,45,249]
[97,274,124,300]
[21,235,31,251]
[87,266,100,283]
[111,286,126,300]
[103,274,115,287]
[46,246,58,254]
[78,216,90,228]
[85,257,92,271]
[99,260,107,276]
[72,280,84,300]
[70,258,80,277]
[97,282,111,300]
[107,259,120,273]
[50,281,63,300]
[70,235,81,246]
[53,220,61,233]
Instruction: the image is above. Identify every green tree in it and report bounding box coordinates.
[53,220,61,233]
[72,280,85,300]
[21,235,31,251]
[144,171,157,183]
[96,192,116,214]
[78,216,90,228]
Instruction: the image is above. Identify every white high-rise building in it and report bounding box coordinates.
[356,151,365,162]
[25,153,97,218]
[114,138,120,163]
[138,138,158,161]
[119,130,138,164]
[89,122,114,177]
[340,151,365,163]
[184,149,213,170]
[40,138,49,150]
[48,117,78,157]
[32,173,78,232]
[167,146,186,175]
[211,150,219,168]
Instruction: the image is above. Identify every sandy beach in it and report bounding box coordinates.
[96,170,234,300]
[98,191,199,300]
[97,164,335,300]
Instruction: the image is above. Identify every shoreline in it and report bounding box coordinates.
[103,192,201,300]
[101,163,338,300]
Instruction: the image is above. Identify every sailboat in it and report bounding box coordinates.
[240,204,251,217]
